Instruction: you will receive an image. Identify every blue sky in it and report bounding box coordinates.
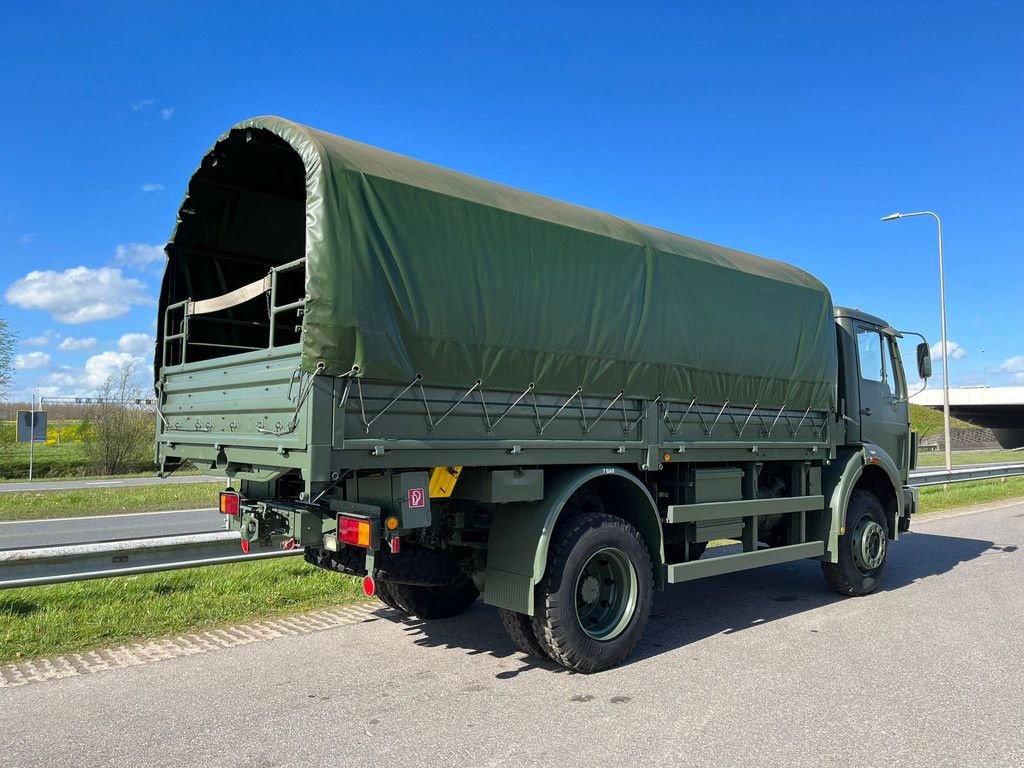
[1,1,1021,401]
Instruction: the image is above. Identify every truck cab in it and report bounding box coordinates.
[835,307,916,480]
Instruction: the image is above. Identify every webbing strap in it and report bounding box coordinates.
[187,275,272,316]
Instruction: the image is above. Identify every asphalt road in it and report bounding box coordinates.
[0,508,223,549]
[2,502,1022,767]
[0,475,225,493]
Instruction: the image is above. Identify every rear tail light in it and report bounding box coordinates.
[338,515,372,548]
[219,491,241,515]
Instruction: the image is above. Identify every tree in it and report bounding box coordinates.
[0,317,14,403]
[0,317,16,464]
[81,361,156,474]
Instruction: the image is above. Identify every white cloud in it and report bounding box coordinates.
[84,351,140,387]
[59,336,97,352]
[930,340,966,361]
[999,356,1024,383]
[5,266,152,324]
[999,356,1024,374]
[161,107,175,121]
[24,330,59,347]
[141,182,165,193]
[18,232,37,245]
[118,332,154,356]
[130,98,155,111]
[15,351,51,370]
[46,368,86,390]
[114,242,165,270]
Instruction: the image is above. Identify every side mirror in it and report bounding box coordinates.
[916,342,933,379]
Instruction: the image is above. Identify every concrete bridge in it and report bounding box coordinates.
[912,386,1024,449]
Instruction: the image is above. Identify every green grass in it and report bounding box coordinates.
[917,476,1024,515]
[0,441,98,479]
[909,404,973,439]
[0,482,223,522]
[0,558,369,663]
[915,449,1023,467]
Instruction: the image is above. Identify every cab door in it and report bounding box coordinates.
[855,325,909,471]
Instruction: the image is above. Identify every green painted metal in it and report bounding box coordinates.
[666,495,826,524]
[853,518,886,573]
[666,541,825,583]
[483,466,663,615]
[575,547,639,641]
[823,443,904,561]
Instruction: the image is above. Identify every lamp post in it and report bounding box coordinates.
[881,210,951,474]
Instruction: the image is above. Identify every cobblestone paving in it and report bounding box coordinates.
[0,602,378,689]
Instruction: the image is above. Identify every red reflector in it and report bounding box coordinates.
[240,539,250,554]
[220,492,240,515]
[362,576,376,597]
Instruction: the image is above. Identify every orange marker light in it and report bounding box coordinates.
[386,516,399,531]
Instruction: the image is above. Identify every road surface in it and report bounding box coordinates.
[1,501,1021,767]
[0,508,223,548]
[0,475,224,493]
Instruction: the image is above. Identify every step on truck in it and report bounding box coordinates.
[155,116,932,673]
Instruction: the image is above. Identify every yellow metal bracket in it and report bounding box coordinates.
[429,466,462,498]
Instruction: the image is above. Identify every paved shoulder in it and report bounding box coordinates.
[0,509,223,548]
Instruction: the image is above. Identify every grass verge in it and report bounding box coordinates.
[915,449,1023,467]
[0,482,223,522]
[916,476,1024,515]
[0,558,369,663]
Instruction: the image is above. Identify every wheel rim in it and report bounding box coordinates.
[574,547,638,641]
[852,518,886,574]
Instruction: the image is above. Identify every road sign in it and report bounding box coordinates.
[16,411,47,443]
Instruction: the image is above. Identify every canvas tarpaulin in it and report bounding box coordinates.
[162,116,837,412]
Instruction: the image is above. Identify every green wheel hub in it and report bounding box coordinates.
[574,547,638,641]
[852,518,886,574]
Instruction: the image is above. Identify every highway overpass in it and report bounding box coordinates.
[912,386,1024,449]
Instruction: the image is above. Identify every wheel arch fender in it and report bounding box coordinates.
[824,444,904,561]
[483,466,664,616]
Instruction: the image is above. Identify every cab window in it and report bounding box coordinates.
[857,328,885,383]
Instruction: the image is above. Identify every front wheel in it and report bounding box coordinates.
[533,512,652,673]
[822,490,889,596]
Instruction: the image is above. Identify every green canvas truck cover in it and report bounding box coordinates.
[160,116,837,412]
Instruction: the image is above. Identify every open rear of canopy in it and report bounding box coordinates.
[157,116,838,413]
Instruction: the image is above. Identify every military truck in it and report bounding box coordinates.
[155,116,931,673]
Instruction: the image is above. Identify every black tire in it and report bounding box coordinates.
[375,580,408,612]
[499,608,550,659]
[822,490,890,596]
[390,576,480,620]
[532,512,653,674]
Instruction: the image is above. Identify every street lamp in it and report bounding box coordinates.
[881,210,951,474]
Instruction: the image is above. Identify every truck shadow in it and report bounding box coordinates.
[373,529,998,676]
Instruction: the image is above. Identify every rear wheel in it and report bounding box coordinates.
[499,608,550,659]
[822,490,889,596]
[533,512,652,673]
[375,580,407,612]
[390,576,480,620]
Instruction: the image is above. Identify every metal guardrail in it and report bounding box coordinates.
[908,462,1024,487]
[2,462,1022,590]
[0,532,300,590]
